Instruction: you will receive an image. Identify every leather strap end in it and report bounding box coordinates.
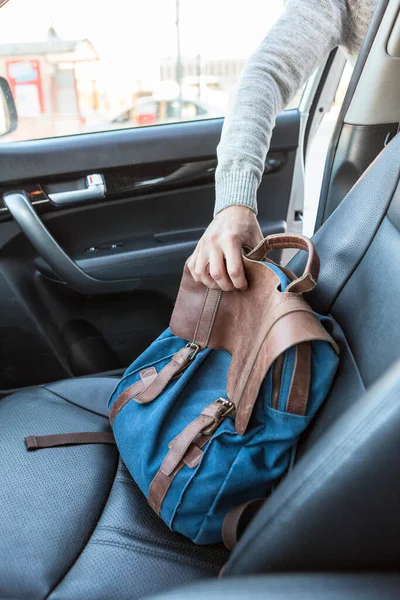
[24,432,116,451]
[25,436,39,451]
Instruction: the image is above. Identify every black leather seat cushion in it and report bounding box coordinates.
[0,378,227,599]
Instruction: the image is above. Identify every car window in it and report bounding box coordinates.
[0,0,292,141]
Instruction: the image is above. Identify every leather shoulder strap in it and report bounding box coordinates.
[228,294,338,435]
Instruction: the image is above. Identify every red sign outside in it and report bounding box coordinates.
[6,59,45,117]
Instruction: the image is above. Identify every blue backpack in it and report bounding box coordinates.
[108,234,339,546]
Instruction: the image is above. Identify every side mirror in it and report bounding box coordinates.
[0,77,18,138]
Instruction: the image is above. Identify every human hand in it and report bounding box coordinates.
[187,206,263,291]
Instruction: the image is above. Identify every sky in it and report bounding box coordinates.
[0,0,285,62]
[0,0,286,100]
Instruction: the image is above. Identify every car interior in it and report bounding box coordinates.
[1,0,400,598]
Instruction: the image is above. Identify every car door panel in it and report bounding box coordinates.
[0,112,299,183]
[0,110,299,391]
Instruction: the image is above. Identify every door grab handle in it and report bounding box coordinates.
[3,191,140,295]
[48,174,106,206]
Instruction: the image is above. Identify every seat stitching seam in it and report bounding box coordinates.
[95,525,227,558]
[90,539,223,569]
[96,525,195,550]
[115,476,135,484]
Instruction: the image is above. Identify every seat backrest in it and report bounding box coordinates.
[297,129,400,450]
[225,134,400,575]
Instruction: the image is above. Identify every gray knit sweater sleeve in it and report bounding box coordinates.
[214,0,373,216]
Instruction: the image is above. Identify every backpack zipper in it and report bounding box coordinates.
[271,354,284,410]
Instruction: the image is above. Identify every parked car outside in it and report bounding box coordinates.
[84,97,222,133]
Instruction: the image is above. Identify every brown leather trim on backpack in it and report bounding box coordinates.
[222,498,265,550]
[109,366,158,425]
[25,431,115,451]
[148,398,234,514]
[108,288,223,425]
[170,281,223,348]
[246,233,320,294]
[262,257,297,284]
[109,343,202,425]
[161,400,233,476]
[139,367,158,390]
[286,342,312,415]
[132,345,195,405]
[116,289,222,412]
[230,300,338,435]
[171,247,338,437]
[148,433,212,515]
[192,287,223,348]
[221,344,312,549]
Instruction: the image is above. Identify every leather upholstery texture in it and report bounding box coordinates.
[0,378,119,598]
[0,378,227,599]
[2,135,400,597]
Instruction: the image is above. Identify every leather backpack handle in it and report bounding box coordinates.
[246,233,320,294]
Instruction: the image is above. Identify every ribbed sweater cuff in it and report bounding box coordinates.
[214,171,258,217]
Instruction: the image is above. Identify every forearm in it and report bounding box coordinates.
[214,0,350,216]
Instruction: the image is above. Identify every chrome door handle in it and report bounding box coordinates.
[48,174,106,206]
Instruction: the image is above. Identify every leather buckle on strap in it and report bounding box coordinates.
[215,398,235,417]
[185,342,200,362]
[172,342,200,381]
[202,398,235,435]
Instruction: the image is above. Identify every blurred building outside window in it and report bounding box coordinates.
[0,0,289,141]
